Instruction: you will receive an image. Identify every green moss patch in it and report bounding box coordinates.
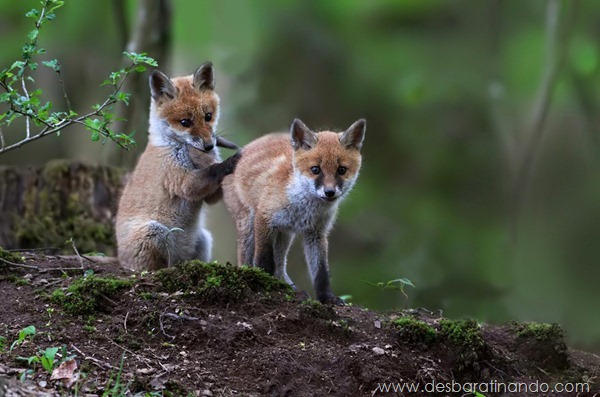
[394,316,437,345]
[513,321,564,341]
[439,318,486,372]
[0,247,24,264]
[300,299,336,320]
[51,274,132,316]
[155,261,292,303]
[511,321,569,369]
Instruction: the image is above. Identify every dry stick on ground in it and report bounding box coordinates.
[0,257,39,270]
[70,344,114,370]
[104,335,154,366]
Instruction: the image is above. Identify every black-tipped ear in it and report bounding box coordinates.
[149,70,176,100]
[340,119,366,151]
[290,119,317,150]
[193,61,215,91]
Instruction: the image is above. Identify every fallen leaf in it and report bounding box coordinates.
[50,358,77,387]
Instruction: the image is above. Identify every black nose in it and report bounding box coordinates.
[324,189,335,198]
[204,142,214,151]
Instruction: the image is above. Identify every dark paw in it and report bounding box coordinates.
[223,151,242,174]
[318,292,346,306]
[295,290,311,301]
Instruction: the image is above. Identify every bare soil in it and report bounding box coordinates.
[0,252,598,396]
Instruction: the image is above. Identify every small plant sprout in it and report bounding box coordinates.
[10,325,36,351]
[364,278,415,307]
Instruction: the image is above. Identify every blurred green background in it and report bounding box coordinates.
[1,0,600,352]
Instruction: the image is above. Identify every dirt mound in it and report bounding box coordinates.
[0,251,598,396]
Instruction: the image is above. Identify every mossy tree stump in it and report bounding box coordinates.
[0,160,126,254]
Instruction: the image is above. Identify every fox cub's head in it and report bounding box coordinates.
[148,62,219,152]
[291,119,366,202]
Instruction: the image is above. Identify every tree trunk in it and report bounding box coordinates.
[0,160,126,255]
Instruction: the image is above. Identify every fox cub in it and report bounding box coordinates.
[222,119,366,304]
[116,62,240,271]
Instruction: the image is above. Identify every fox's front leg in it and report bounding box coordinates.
[273,230,295,288]
[303,231,343,305]
[174,152,241,201]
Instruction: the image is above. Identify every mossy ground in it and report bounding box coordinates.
[439,318,486,372]
[0,247,24,264]
[155,260,292,303]
[393,316,437,345]
[51,274,133,316]
[512,321,564,341]
[0,255,597,396]
[510,321,569,369]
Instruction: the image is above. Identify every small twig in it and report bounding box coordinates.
[71,343,114,370]
[7,247,60,253]
[39,267,86,273]
[105,336,153,365]
[0,257,39,270]
[159,310,176,340]
[20,77,31,139]
[68,238,84,269]
[0,126,5,149]
[99,293,118,307]
[124,311,129,334]
[162,312,200,322]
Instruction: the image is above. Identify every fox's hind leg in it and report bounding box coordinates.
[118,220,174,271]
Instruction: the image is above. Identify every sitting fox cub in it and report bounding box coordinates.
[222,119,366,304]
[116,62,240,271]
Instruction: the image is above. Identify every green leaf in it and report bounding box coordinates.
[10,326,36,351]
[27,29,39,42]
[124,51,158,67]
[25,9,39,20]
[91,130,100,141]
[388,278,415,288]
[116,92,130,105]
[20,369,34,383]
[42,59,60,72]
[41,347,59,373]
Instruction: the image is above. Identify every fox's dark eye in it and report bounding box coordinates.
[337,166,347,175]
[204,112,212,122]
[180,119,192,128]
[310,166,321,175]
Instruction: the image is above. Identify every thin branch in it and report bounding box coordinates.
[68,238,84,269]
[0,257,39,270]
[20,77,31,139]
[56,69,72,112]
[0,126,4,149]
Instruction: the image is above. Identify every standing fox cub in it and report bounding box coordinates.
[222,119,366,304]
[116,62,240,271]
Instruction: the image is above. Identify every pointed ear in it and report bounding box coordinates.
[340,119,366,151]
[149,70,176,100]
[290,119,317,150]
[193,61,215,91]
